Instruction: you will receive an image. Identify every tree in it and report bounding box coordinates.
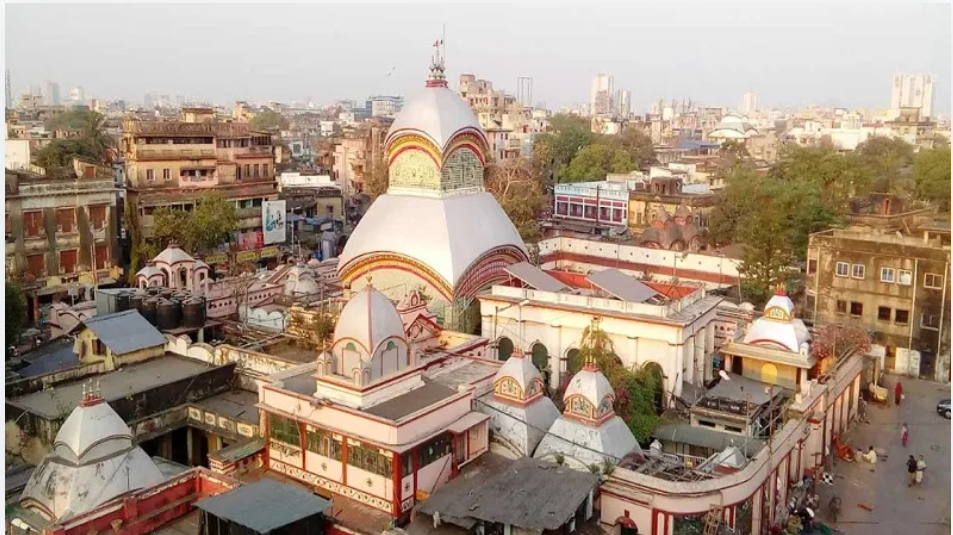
[484,159,548,263]
[250,110,290,132]
[913,146,952,212]
[364,157,389,201]
[126,200,157,284]
[44,108,95,131]
[33,111,114,169]
[812,323,872,376]
[562,319,661,443]
[152,193,238,254]
[5,283,27,353]
[559,143,635,182]
[855,136,915,193]
[611,127,657,168]
[533,114,595,187]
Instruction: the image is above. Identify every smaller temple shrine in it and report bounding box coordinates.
[720,288,815,391]
[478,350,560,458]
[257,280,494,520]
[533,346,641,470]
[17,384,166,525]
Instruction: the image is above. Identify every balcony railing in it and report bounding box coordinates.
[135,148,216,160]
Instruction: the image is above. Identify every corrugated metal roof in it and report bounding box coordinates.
[504,262,572,293]
[586,268,660,303]
[417,456,600,532]
[209,438,266,464]
[79,310,166,355]
[16,338,78,378]
[194,479,331,534]
[654,423,764,456]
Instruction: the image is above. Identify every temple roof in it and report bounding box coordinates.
[153,243,194,265]
[333,285,406,354]
[20,398,164,523]
[742,292,811,352]
[386,85,486,150]
[339,192,526,290]
[564,366,614,414]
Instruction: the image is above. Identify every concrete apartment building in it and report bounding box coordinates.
[806,214,951,381]
[121,108,278,245]
[891,73,934,119]
[5,160,122,321]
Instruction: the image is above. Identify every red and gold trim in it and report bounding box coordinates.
[454,246,529,299]
[340,252,454,300]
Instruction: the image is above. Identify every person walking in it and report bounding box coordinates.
[916,455,927,484]
[895,381,903,406]
[901,423,910,447]
[906,455,918,487]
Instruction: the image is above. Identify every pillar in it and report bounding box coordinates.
[392,452,402,516]
[186,428,195,466]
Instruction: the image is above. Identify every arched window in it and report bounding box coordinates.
[345,342,356,351]
[497,337,514,361]
[566,348,583,376]
[531,343,548,371]
[641,362,665,413]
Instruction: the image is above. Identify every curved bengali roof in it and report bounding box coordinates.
[136,263,164,279]
[339,192,527,290]
[385,85,487,151]
[154,243,195,265]
[333,285,406,354]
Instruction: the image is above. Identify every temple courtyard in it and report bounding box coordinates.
[816,377,951,535]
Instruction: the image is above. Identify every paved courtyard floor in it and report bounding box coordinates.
[814,377,951,535]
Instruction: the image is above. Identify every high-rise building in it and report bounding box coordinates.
[616,89,632,118]
[590,74,614,116]
[4,69,11,110]
[890,73,934,118]
[740,92,759,115]
[44,81,61,105]
[70,86,86,104]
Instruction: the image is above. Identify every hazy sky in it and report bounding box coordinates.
[6,4,950,113]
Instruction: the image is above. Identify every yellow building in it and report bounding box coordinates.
[121,108,278,243]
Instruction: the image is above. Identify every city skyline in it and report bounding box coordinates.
[5,4,951,113]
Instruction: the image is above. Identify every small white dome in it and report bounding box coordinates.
[493,354,545,403]
[386,86,486,150]
[333,285,406,354]
[564,366,615,418]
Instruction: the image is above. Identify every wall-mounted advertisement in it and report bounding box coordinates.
[262,200,287,245]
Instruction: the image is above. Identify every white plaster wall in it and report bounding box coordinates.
[416,454,452,496]
[304,450,343,482]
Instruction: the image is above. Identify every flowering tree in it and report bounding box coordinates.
[812,323,872,373]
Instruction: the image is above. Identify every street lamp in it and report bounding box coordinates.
[492,298,530,360]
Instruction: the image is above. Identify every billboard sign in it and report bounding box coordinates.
[262,200,287,245]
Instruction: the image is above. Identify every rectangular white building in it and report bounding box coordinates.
[891,73,934,118]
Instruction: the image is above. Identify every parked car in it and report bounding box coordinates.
[937,399,951,419]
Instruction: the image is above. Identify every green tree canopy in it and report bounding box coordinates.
[558,319,661,443]
[250,110,290,132]
[855,135,915,192]
[559,143,635,182]
[6,283,27,351]
[152,193,239,255]
[44,108,95,131]
[34,111,114,170]
[913,146,952,212]
[710,146,859,305]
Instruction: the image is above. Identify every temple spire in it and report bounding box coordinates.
[426,37,447,88]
